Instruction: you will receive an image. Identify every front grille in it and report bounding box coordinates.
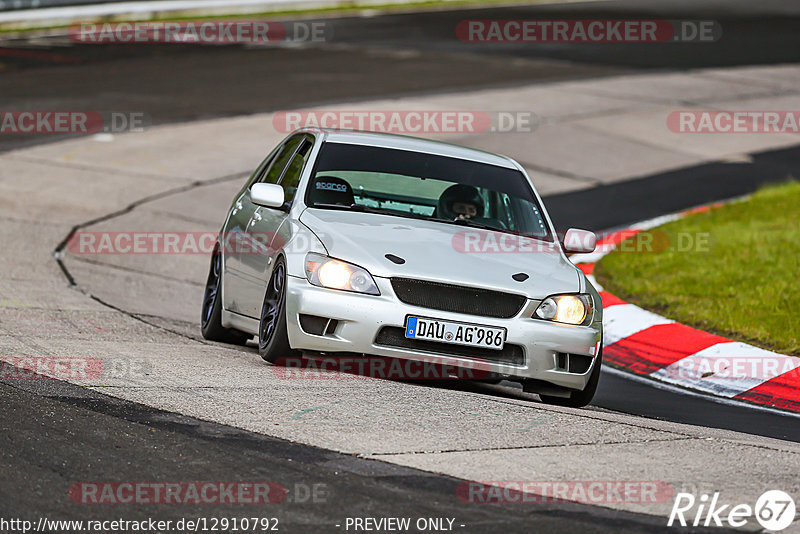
[390,278,526,318]
[374,327,525,366]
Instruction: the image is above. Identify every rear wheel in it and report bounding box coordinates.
[201,248,251,344]
[258,257,300,363]
[540,347,602,408]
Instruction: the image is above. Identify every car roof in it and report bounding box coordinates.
[296,128,519,170]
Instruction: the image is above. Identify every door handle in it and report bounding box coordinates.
[251,211,262,225]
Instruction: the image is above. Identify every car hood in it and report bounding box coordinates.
[299,208,580,299]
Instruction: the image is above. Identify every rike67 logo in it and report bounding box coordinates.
[668,490,796,530]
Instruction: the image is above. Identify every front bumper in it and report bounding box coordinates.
[285,276,602,391]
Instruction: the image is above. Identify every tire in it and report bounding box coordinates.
[201,248,251,345]
[540,346,602,408]
[258,257,300,363]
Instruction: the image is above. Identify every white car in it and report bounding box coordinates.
[201,128,603,407]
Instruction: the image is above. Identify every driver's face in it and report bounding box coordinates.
[452,201,478,219]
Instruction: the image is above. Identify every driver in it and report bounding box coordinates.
[437,184,485,220]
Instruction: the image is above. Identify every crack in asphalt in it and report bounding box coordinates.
[87,294,208,343]
[48,169,249,342]
[364,437,700,456]
[52,170,249,284]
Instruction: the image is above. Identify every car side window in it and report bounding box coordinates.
[260,136,303,185]
[246,149,279,189]
[278,138,313,203]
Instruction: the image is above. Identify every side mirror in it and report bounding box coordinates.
[250,183,285,209]
[563,228,597,254]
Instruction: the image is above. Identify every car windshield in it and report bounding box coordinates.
[305,142,553,241]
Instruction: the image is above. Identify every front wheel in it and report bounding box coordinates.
[201,248,251,345]
[540,346,602,408]
[258,257,300,363]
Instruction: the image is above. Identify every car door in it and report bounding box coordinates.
[223,136,301,315]
[236,134,314,317]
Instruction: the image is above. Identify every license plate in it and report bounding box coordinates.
[404,316,506,350]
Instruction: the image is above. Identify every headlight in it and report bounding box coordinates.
[533,294,593,325]
[305,252,380,295]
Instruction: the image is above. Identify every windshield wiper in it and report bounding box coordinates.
[311,203,397,216]
[429,217,502,233]
[311,205,548,241]
[429,217,550,242]
[451,218,503,232]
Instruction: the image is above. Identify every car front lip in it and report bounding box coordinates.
[284,276,602,391]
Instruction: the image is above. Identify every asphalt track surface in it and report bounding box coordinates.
[2,0,800,152]
[1,377,689,533]
[1,0,799,530]
[6,367,735,533]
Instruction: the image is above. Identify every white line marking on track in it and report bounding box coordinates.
[602,304,673,346]
[651,342,800,398]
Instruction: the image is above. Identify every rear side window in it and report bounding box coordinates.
[245,147,279,189]
[279,139,313,202]
[260,135,303,184]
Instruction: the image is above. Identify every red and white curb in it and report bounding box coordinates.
[571,204,800,414]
